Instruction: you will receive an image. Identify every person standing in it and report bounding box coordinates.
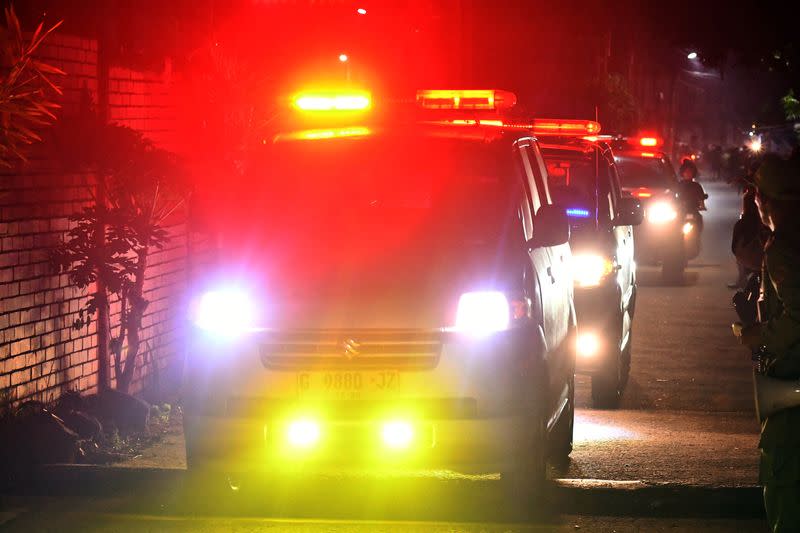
[737,154,800,532]
[729,185,770,289]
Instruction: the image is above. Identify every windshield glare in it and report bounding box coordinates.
[209,136,522,264]
[615,155,677,189]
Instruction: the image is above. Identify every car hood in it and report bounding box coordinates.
[209,246,518,330]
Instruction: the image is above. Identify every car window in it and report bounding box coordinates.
[615,155,678,189]
[518,195,534,241]
[602,154,619,220]
[542,148,608,222]
[516,143,542,214]
[526,142,553,207]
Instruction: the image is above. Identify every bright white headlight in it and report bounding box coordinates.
[572,254,615,288]
[646,201,678,224]
[454,291,510,337]
[193,288,255,337]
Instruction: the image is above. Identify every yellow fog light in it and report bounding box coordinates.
[381,421,414,450]
[287,420,321,449]
[576,332,600,358]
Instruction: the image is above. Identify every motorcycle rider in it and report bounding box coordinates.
[737,153,800,532]
[677,159,706,254]
[677,159,707,211]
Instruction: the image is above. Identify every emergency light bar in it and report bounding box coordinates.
[638,136,663,147]
[416,89,517,110]
[528,119,602,136]
[293,90,371,111]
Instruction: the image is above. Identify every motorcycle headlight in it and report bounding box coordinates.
[646,201,678,224]
[192,287,256,338]
[454,291,510,337]
[572,254,615,288]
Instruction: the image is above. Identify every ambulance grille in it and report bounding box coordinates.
[260,330,443,371]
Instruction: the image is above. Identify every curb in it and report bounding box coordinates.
[552,479,763,518]
[11,465,764,520]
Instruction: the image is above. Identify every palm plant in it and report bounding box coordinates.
[0,5,63,167]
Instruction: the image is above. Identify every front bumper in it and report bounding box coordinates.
[182,327,547,472]
[183,412,532,472]
[573,283,621,375]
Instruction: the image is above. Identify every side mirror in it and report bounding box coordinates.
[614,196,644,226]
[528,204,570,248]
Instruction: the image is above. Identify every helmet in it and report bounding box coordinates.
[753,154,800,201]
[678,159,698,179]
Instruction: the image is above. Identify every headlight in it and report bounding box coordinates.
[454,291,510,337]
[192,288,255,337]
[646,201,678,224]
[572,254,615,288]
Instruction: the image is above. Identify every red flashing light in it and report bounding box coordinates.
[529,119,602,136]
[293,90,371,111]
[633,189,652,198]
[416,89,517,110]
[637,135,663,147]
[275,126,372,142]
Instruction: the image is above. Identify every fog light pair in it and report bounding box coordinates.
[285,420,414,450]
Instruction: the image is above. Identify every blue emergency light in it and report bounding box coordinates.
[566,207,591,218]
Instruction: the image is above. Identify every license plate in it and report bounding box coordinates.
[296,371,401,398]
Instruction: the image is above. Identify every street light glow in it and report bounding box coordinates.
[687,52,698,60]
[339,53,349,63]
[357,8,367,14]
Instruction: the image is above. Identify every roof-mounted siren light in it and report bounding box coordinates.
[416,89,517,110]
[529,119,602,136]
[637,135,663,147]
[292,90,372,111]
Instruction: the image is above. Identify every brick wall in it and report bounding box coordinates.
[0,33,189,404]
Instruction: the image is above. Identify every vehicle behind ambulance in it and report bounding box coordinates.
[612,137,697,282]
[183,89,577,488]
[539,133,643,407]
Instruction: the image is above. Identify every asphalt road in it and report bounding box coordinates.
[1,182,767,531]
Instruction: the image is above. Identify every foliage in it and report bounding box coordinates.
[0,5,63,167]
[587,73,640,134]
[782,90,800,121]
[50,116,187,393]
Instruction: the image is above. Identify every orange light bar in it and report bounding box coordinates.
[439,119,505,127]
[639,137,658,147]
[529,119,602,136]
[275,126,372,142]
[293,91,371,111]
[633,189,652,198]
[640,151,657,158]
[416,89,517,110]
